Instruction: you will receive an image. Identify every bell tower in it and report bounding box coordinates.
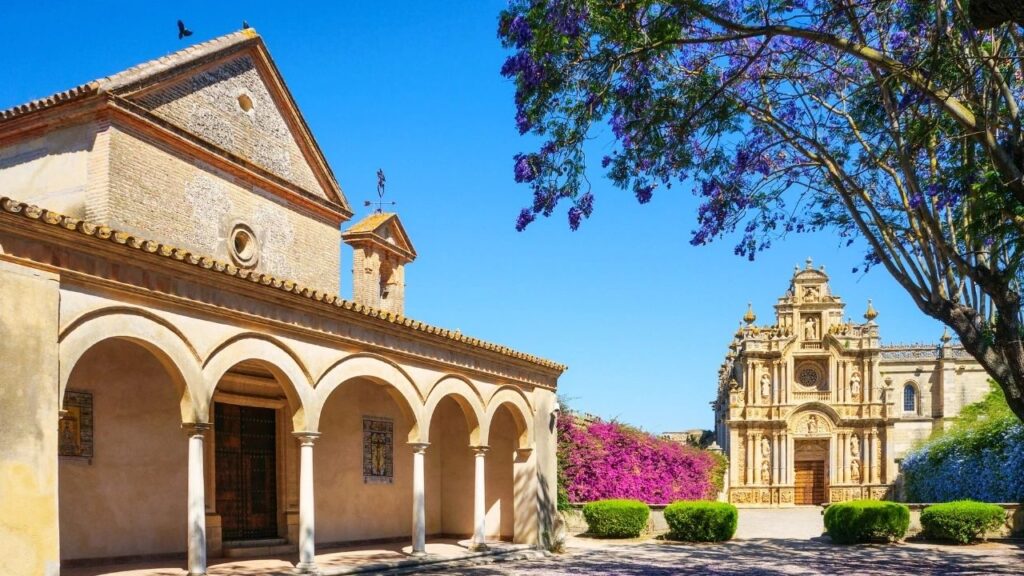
[342,212,416,315]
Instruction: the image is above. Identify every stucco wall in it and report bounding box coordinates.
[487,407,516,539]
[435,398,474,537]
[103,126,341,293]
[0,260,60,576]
[315,379,417,543]
[59,339,187,561]
[0,122,95,217]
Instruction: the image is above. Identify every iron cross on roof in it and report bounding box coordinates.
[364,168,397,213]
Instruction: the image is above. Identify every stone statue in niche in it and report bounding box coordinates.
[850,434,860,458]
[760,459,771,484]
[806,414,819,434]
[850,373,862,398]
[804,317,818,340]
[761,435,771,457]
[850,459,861,483]
[760,374,771,398]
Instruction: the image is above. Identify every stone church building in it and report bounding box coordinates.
[712,260,988,506]
[0,30,564,575]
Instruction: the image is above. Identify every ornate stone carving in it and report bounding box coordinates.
[760,373,771,398]
[850,373,861,399]
[761,436,771,457]
[849,458,861,483]
[760,459,771,484]
[806,414,819,434]
[850,434,860,458]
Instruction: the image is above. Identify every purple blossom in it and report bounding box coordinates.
[513,153,539,183]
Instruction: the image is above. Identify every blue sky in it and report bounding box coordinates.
[1,2,947,433]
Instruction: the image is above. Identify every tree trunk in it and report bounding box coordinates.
[970,0,1024,29]
[925,298,1024,422]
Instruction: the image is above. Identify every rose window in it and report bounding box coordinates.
[797,366,821,387]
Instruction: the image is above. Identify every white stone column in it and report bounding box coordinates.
[184,423,210,576]
[294,432,320,574]
[471,446,489,550]
[410,442,429,556]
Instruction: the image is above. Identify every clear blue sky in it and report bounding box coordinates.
[1,2,947,433]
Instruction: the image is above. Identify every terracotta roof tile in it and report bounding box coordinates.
[0,197,567,373]
[0,30,258,122]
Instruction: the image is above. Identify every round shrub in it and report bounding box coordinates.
[824,500,910,544]
[920,500,1006,544]
[582,499,650,538]
[663,500,738,542]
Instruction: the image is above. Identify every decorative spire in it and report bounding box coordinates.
[743,302,756,324]
[864,299,878,322]
[940,326,952,344]
[805,256,814,270]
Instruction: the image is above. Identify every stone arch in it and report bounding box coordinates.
[422,375,485,445]
[482,386,534,449]
[202,333,314,430]
[313,353,424,440]
[786,403,838,436]
[59,308,201,423]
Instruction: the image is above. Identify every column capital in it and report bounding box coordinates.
[293,431,321,445]
[515,447,534,461]
[182,422,212,437]
[408,442,430,454]
[470,445,490,455]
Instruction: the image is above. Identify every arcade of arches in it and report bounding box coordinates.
[0,30,563,576]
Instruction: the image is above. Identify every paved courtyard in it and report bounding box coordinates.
[438,508,1024,576]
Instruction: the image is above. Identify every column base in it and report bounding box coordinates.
[294,561,320,575]
[469,542,489,552]
[410,550,429,557]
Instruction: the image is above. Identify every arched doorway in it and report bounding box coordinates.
[429,396,475,539]
[485,405,519,541]
[59,339,189,563]
[208,360,301,547]
[314,377,419,544]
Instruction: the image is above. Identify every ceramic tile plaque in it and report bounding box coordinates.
[362,416,394,484]
[59,390,94,462]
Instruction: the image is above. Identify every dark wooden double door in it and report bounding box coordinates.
[215,403,278,541]
[794,461,825,505]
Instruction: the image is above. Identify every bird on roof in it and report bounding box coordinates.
[177,20,193,40]
[242,20,250,29]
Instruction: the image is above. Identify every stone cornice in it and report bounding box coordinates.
[0,198,567,380]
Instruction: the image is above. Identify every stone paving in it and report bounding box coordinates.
[435,508,1024,576]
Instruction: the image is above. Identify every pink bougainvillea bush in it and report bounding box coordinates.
[558,412,723,506]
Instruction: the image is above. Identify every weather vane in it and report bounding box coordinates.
[364,168,397,213]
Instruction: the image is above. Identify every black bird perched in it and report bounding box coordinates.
[177,20,193,40]
[242,20,250,30]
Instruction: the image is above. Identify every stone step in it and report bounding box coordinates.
[221,538,295,558]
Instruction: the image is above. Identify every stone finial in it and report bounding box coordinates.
[743,302,756,325]
[864,299,878,322]
[940,326,952,344]
[805,257,813,270]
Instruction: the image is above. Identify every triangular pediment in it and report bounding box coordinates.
[100,30,350,214]
[342,212,417,262]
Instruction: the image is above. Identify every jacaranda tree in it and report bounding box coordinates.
[498,1,1024,420]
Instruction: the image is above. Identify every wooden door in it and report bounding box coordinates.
[215,403,278,540]
[794,461,825,505]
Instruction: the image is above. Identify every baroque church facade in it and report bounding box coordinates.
[0,31,563,575]
[712,260,989,506]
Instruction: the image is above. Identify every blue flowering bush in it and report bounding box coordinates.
[902,384,1024,503]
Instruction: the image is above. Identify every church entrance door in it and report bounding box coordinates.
[215,402,279,540]
[794,460,825,505]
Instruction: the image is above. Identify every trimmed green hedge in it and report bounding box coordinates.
[663,500,738,542]
[824,500,909,544]
[921,501,1006,544]
[582,499,650,538]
